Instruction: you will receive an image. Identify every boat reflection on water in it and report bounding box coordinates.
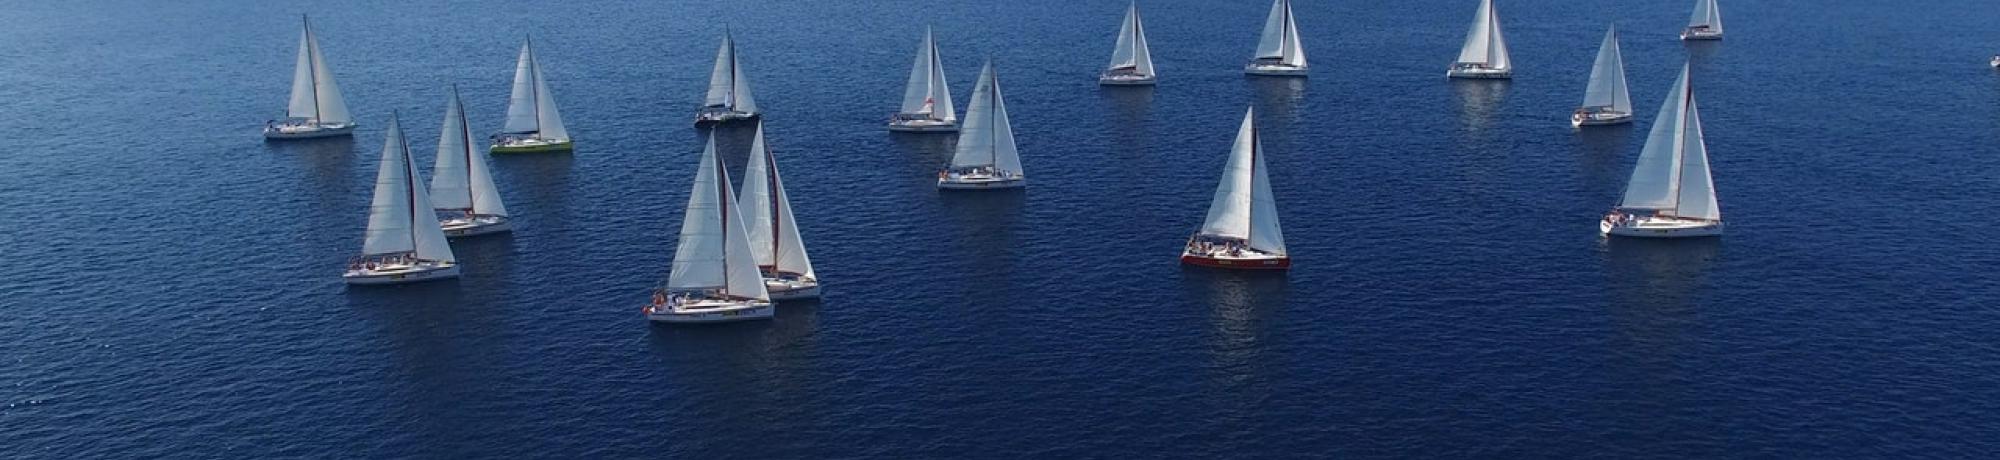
[1451,78,1510,133]
[1247,76,1306,126]
[1180,267,1289,411]
[1599,237,1721,404]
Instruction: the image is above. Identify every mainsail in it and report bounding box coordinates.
[501,39,569,140]
[362,115,455,262]
[1581,26,1632,113]
[431,87,508,217]
[286,16,350,124]
[1253,0,1306,67]
[667,134,770,300]
[900,27,956,120]
[1200,108,1286,255]
[948,62,1021,174]
[1454,0,1511,69]
[739,122,815,278]
[1619,65,1720,221]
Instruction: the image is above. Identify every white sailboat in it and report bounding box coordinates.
[1101,2,1158,85]
[1244,0,1307,76]
[1991,55,2000,68]
[889,27,958,132]
[492,37,573,153]
[1572,25,1634,127]
[1448,0,1512,79]
[938,61,1026,190]
[740,122,820,300]
[265,15,354,140]
[345,114,459,284]
[1681,0,1724,41]
[432,86,512,238]
[696,30,761,126]
[1602,64,1723,238]
[1184,107,1289,270]
[645,133,774,323]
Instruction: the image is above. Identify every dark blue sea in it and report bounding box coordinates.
[5,0,2000,457]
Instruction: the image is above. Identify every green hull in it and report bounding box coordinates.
[489,141,574,154]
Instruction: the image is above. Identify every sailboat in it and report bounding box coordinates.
[740,122,820,300]
[1602,64,1723,238]
[1244,0,1307,76]
[432,86,512,238]
[1101,2,1157,85]
[695,30,761,126]
[1681,0,1724,41]
[938,61,1026,190]
[491,38,573,153]
[344,114,459,284]
[1991,55,2000,68]
[888,27,958,132]
[1572,25,1634,127]
[1448,0,1512,79]
[1183,107,1288,270]
[265,15,354,140]
[645,133,774,323]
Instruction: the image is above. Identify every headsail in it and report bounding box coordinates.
[363,114,455,262]
[1620,64,1718,221]
[1581,25,1632,113]
[432,87,509,217]
[668,134,771,300]
[739,122,816,278]
[1200,108,1286,255]
[286,16,350,124]
[949,61,1021,174]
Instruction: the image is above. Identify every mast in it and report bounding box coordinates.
[397,113,420,251]
[1668,80,1692,215]
[988,74,998,166]
[1246,124,1257,244]
[766,149,781,268]
[1280,0,1292,62]
[304,15,320,122]
[527,36,541,134]
[455,85,477,212]
[724,29,737,109]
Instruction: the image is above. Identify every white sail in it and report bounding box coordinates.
[1581,25,1632,113]
[1621,65,1708,218]
[431,88,509,216]
[1689,0,1722,31]
[739,123,816,278]
[530,50,568,141]
[286,17,350,124]
[1674,88,1720,221]
[500,40,567,140]
[1455,0,1510,69]
[901,28,940,115]
[363,115,455,262]
[668,135,770,300]
[950,62,1022,174]
[1200,108,1286,254]
[703,32,758,114]
[1131,6,1156,76]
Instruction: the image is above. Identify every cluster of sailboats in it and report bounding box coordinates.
[287,0,1749,324]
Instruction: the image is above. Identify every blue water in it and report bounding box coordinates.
[5,0,2000,457]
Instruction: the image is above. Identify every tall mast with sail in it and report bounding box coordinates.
[648,134,775,323]
[1244,0,1307,76]
[938,61,1026,190]
[890,27,959,132]
[344,114,459,284]
[266,15,354,139]
[696,30,761,126]
[739,122,820,300]
[1602,64,1723,238]
[1573,25,1633,127]
[1448,0,1512,79]
[1681,0,1724,40]
[432,86,513,237]
[1101,2,1157,85]
[492,38,573,153]
[1183,108,1289,270]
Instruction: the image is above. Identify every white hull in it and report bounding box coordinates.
[1244,63,1307,77]
[1600,216,1724,238]
[1448,66,1512,79]
[938,175,1025,190]
[1572,111,1634,127]
[1680,28,1723,41]
[695,110,759,126]
[440,215,512,238]
[888,118,959,133]
[1990,56,1999,68]
[645,300,774,323]
[343,261,459,285]
[1100,74,1157,86]
[490,136,573,153]
[766,278,821,301]
[264,122,355,140]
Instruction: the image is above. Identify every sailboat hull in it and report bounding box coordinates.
[343,262,460,285]
[1991,56,2000,68]
[440,215,513,238]
[1680,29,1724,41]
[1447,66,1513,79]
[1600,217,1724,238]
[937,176,1025,190]
[264,123,355,140]
[888,119,959,133]
[490,138,573,154]
[1180,252,1291,270]
[1244,63,1308,77]
[695,111,760,127]
[1100,74,1158,86]
[1572,111,1634,127]
[645,301,775,323]
[766,278,821,301]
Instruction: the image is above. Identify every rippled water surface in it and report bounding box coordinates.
[4,0,2000,457]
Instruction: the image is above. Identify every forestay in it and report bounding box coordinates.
[287,17,350,124]
[1581,26,1632,113]
[667,135,770,300]
[431,88,508,217]
[739,123,815,278]
[362,116,455,262]
[1200,108,1286,255]
[948,62,1022,174]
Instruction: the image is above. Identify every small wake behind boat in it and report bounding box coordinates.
[938,61,1026,190]
[696,30,761,127]
[1603,64,1723,239]
[645,133,773,323]
[1183,108,1289,270]
[1573,25,1634,128]
[1680,0,1724,41]
[491,37,573,153]
[1100,2,1157,85]
[740,122,820,301]
[1447,0,1512,79]
[345,114,459,285]
[890,27,958,133]
[265,15,354,140]
[1243,0,1306,77]
[431,86,512,238]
